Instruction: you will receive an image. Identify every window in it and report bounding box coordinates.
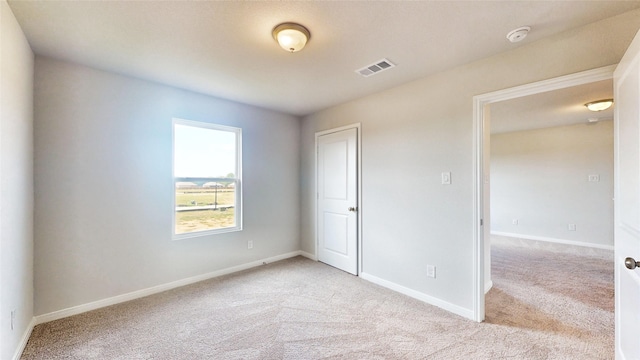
[172,118,242,239]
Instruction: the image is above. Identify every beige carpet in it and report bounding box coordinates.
[22,236,613,359]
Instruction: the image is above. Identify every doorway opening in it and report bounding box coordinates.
[484,79,616,348]
[473,65,616,322]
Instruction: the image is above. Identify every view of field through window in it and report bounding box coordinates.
[175,182,236,233]
[173,120,241,236]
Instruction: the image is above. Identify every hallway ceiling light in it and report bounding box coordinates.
[585,99,613,112]
[272,23,310,53]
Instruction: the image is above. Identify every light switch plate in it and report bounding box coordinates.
[441,172,451,185]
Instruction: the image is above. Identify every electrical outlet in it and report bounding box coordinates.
[427,265,436,278]
[247,240,253,249]
[11,310,15,331]
[512,219,519,225]
[568,223,577,231]
[588,175,600,182]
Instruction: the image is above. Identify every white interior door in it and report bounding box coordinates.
[317,127,358,275]
[614,29,640,360]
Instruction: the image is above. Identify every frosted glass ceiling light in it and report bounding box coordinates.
[273,23,310,53]
[585,99,613,112]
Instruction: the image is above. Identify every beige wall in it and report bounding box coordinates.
[33,57,301,316]
[300,10,640,316]
[1,1,34,358]
[491,122,614,247]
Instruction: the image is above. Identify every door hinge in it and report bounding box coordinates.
[480,219,483,226]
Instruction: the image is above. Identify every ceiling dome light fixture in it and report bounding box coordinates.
[273,22,310,53]
[585,99,614,112]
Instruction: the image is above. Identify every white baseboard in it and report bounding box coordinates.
[360,272,474,321]
[484,280,493,294]
[34,251,303,325]
[490,231,614,251]
[12,317,35,360]
[299,251,317,261]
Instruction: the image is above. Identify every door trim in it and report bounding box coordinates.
[315,123,362,275]
[472,65,616,322]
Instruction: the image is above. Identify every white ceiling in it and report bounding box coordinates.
[491,79,614,134]
[7,1,640,116]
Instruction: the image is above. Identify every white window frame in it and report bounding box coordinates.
[172,118,242,240]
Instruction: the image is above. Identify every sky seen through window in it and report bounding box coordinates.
[174,124,236,178]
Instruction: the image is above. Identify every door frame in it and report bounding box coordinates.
[472,65,616,322]
[315,123,362,275]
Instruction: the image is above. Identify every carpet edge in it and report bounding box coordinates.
[360,272,475,321]
[491,231,614,250]
[33,251,303,326]
[12,317,35,360]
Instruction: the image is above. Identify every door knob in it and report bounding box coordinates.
[348,207,358,212]
[625,257,640,270]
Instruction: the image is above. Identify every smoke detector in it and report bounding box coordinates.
[506,26,530,43]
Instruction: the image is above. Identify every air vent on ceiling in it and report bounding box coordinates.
[356,59,395,77]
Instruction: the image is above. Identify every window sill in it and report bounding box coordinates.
[172,226,242,241]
